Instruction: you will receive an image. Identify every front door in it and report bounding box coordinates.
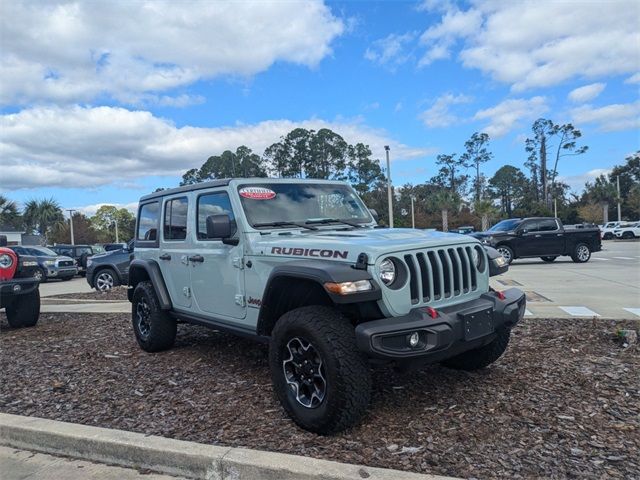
[159,195,192,310]
[190,190,247,322]
[521,219,564,256]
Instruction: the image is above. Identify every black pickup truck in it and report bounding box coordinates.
[472,217,602,264]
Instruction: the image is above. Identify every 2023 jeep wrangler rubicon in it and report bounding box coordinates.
[128,179,525,434]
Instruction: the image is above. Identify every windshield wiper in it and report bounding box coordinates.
[305,218,365,228]
[253,221,317,231]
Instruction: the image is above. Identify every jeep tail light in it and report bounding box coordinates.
[324,280,373,295]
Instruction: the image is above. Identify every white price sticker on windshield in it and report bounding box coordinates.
[239,187,276,200]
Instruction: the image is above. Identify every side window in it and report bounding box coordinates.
[77,247,93,256]
[137,202,160,241]
[537,219,558,231]
[163,197,189,241]
[197,192,236,240]
[58,247,73,256]
[521,220,538,232]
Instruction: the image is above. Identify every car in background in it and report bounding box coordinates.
[86,240,133,291]
[102,243,127,252]
[613,222,640,239]
[453,225,475,234]
[1,235,41,328]
[600,221,622,240]
[9,246,77,282]
[49,244,96,276]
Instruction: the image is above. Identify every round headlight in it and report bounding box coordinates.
[379,258,396,286]
[0,253,13,269]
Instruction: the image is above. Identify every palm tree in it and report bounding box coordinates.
[586,176,617,223]
[474,199,496,231]
[0,195,19,227]
[23,198,64,241]
[431,190,461,232]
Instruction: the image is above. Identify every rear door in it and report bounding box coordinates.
[158,195,192,310]
[523,219,564,256]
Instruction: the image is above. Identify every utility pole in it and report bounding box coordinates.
[66,209,76,245]
[385,145,394,228]
[553,198,557,219]
[616,175,621,222]
[113,219,119,243]
[411,196,415,229]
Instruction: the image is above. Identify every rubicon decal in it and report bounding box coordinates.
[239,187,276,200]
[271,247,348,259]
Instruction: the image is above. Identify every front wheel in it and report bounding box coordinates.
[33,268,46,282]
[540,256,557,262]
[5,290,40,328]
[496,245,514,265]
[571,243,591,263]
[131,281,176,352]
[442,327,511,371]
[602,232,614,240]
[94,268,119,291]
[269,306,371,435]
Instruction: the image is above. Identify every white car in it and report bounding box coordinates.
[613,222,640,239]
[600,221,622,240]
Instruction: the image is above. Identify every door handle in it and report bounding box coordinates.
[535,234,541,238]
[188,255,204,263]
[556,234,564,237]
[159,253,171,261]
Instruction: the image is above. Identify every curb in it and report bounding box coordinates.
[0,413,458,480]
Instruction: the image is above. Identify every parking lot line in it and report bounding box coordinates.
[613,256,635,260]
[592,257,609,261]
[623,308,640,317]
[558,306,600,317]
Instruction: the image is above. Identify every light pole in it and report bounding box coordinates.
[617,175,621,222]
[66,209,76,245]
[411,195,415,229]
[112,219,119,243]
[384,145,393,228]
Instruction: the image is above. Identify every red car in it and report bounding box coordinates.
[0,236,41,328]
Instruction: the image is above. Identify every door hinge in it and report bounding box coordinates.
[234,294,245,307]
[183,287,191,298]
[232,257,244,269]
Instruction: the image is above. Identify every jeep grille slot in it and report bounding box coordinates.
[403,246,478,306]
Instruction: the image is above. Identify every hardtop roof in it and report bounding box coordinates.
[138,177,350,203]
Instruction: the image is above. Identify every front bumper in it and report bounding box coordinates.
[0,277,40,308]
[355,288,526,362]
[47,266,78,278]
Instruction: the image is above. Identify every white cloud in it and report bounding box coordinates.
[419,93,472,128]
[364,32,417,69]
[568,83,606,103]
[625,72,640,84]
[72,203,139,217]
[418,1,640,90]
[571,101,640,132]
[558,168,612,193]
[473,96,548,137]
[0,0,344,106]
[0,106,431,191]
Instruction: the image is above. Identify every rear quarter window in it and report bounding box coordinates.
[137,201,160,246]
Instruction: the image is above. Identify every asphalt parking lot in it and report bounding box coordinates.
[490,240,640,320]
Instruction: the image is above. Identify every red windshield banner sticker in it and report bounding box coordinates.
[239,187,276,200]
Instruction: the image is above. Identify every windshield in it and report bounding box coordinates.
[30,247,58,256]
[488,219,522,232]
[238,183,373,228]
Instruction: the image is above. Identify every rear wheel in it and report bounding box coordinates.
[540,256,557,262]
[571,243,591,263]
[622,231,634,239]
[33,268,46,282]
[94,268,119,291]
[131,281,176,352]
[442,327,511,371]
[269,306,371,435]
[603,232,614,240]
[5,290,40,328]
[496,245,514,265]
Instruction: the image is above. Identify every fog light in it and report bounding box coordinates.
[408,332,420,348]
[12,284,21,293]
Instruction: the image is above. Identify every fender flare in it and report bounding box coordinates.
[128,259,172,310]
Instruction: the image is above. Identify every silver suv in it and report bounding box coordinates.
[129,179,525,434]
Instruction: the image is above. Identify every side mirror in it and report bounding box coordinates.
[206,214,238,245]
[369,209,379,222]
[517,229,527,235]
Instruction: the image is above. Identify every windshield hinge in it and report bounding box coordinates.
[234,294,245,307]
[232,257,244,269]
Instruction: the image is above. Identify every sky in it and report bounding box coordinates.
[1,0,639,216]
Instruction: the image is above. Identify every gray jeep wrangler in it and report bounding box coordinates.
[129,178,525,434]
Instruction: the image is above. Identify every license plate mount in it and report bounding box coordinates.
[460,307,494,341]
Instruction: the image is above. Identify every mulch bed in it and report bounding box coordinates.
[47,287,129,301]
[1,313,638,479]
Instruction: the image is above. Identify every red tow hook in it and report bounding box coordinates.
[496,290,506,300]
[422,306,438,319]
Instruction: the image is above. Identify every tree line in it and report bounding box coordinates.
[0,198,135,244]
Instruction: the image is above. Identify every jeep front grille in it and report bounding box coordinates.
[403,246,479,305]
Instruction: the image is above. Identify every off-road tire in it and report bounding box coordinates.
[269,306,371,435]
[571,243,591,263]
[6,289,40,328]
[540,256,557,262]
[131,281,176,352]
[442,327,511,371]
[496,245,514,265]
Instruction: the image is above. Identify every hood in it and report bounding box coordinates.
[248,227,480,263]
[91,248,125,260]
